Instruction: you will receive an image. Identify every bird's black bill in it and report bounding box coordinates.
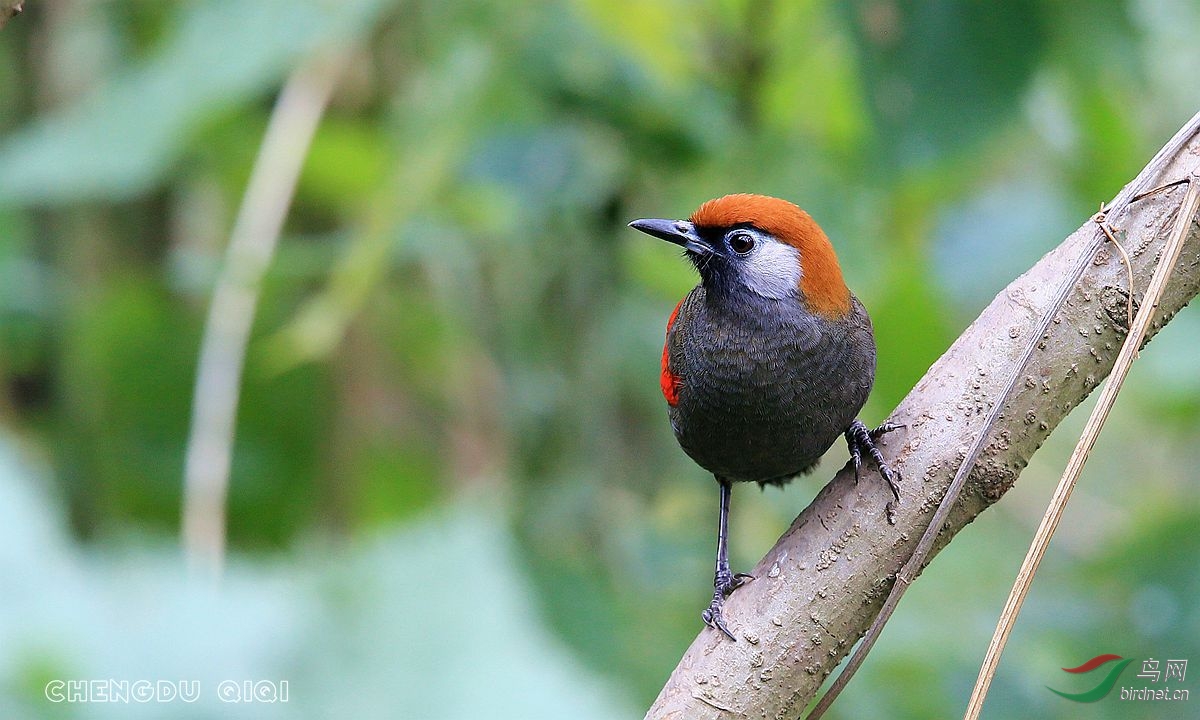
[628,218,713,255]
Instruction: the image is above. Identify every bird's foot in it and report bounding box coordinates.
[846,419,902,501]
[701,570,753,640]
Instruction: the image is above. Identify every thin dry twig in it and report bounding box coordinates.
[181,50,346,578]
[1094,204,1136,334]
[963,173,1200,720]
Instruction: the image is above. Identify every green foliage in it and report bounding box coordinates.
[847,0,1048,166]
[0,1,1197,718]
[57,274,200,533]
[0,0,388,202]
[0,441,633,718]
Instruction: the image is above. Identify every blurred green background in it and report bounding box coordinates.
[1,1,1198,718]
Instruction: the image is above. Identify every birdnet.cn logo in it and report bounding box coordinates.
[1047,654,1189,703]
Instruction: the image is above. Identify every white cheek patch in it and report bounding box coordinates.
[741,240,801,299]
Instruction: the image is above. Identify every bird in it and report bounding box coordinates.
[629,194,898,640]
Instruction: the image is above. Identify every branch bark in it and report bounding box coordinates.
[646,111,1200,719]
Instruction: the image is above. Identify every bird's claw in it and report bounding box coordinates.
[870,421,903,441]
[703,571,752,640]
[846,420,901,501]
[701,601,735,640]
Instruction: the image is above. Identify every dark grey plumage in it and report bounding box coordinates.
[666,286,875,485]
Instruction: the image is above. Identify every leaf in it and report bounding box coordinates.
[0,0,387,203]
[0,440,634,718]
[846,0,1046,166]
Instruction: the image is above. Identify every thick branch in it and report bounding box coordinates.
[647,112,1200,719]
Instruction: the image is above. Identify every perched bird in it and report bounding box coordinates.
[629,194,898,639]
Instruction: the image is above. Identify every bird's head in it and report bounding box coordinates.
[629,194,851,318]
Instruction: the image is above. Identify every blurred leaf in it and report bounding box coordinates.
[0,0,388,203]
[462,123,626,212]
[296,117,390,215]
[58,276,199,531]
[759,3,869,154]
[0,212,50,378]
[522,2,727,167]
[53,272,331,546]
[847,0,1047,166]
[1069,81,1143,201]
[575,0,702,85]
[0,443,635,719]
[262,41,492,371]
[349,441,441,527]
[869,253,954,410]
[621,238,695,302]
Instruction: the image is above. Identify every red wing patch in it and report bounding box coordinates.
[660,299,683,406]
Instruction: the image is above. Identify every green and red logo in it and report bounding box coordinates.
[1049,654,1190,703]
[1047,654,1134,702]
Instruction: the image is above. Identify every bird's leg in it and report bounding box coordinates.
[845,419,901,500]
[701,477,752,640]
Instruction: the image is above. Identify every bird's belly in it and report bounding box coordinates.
[670,349,869,483]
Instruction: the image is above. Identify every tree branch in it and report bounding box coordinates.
[646,110,1200,719]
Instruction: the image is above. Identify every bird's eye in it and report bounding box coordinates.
[728,231,755,255]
